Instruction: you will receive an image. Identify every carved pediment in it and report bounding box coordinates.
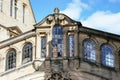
[34,8,82,28]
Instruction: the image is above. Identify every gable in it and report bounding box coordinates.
[34,8,82,29]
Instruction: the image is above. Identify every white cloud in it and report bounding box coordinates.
[61,0,120,34]
[61,0,89,20]
[82,11,120,34]
[109,0,120,3]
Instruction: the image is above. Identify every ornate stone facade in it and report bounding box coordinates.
[0,1,120,80]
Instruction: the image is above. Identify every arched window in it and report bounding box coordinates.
[84,39,96,62]
[52,25,63,57]
[6,49,16,70]
[22,43,32,64]
[69,34,74,57]
[101,45,114,67]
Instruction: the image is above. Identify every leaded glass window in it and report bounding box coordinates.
[41,36,46,58]
[101,45,114,67]
[22,43,32,64]
[84,39,96,62]
[69,34,74,57]
[14,0,17,19]
[23,4,25,23]
[6,49,16,70]
[52,25,63,57]
[10,0,13,16]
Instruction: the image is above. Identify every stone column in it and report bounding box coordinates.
[63,32,67,57]
[74,30,79,57]
[79,33,84,64]
[114,51,119,71]
[74,30,79,69]
[96,42,101,66]
[35,32,41,59]
[47,31,52,58]
[63,30,69,71]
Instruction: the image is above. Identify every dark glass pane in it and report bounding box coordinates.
[84,39,96,62]
[69,34,74,57]
[22,43,32,64]
[41,36,46,58]
[6,50,16,70]
[101,45,114,67]
[52,25,63,57]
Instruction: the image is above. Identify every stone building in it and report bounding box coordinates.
[0,0,35,41]
[0,0,120,80]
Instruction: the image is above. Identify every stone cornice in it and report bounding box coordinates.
[0,30,36,49]
[79,26,120,41]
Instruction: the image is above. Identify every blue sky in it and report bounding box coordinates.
[30,0,120,34]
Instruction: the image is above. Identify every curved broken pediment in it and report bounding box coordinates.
[34,8,82,28]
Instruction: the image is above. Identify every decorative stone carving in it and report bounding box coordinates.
[46,71,71,80]
[59,14,65,20]
[54,8,59,14]
[52,46,58,58]
[32,59,45,71]
[46,8,66,25]
[47,16,53,21]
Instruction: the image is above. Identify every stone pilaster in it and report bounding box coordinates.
[63,32,67,57]
[74,30,79,57]
[96,43,101,66]
[63,59,69,71]
[114,52,119,71]
[35,32,41,59]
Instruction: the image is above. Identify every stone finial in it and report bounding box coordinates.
[54,8,59,13]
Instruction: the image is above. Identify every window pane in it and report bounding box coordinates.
[0,0,3,12]
[14,0,17,19]
[52,25,63,57]
[84,39,96,62]
[69,34,74,57]
[41,36,46,58]
[10,0,13,16]
[101,45,114,67]
[23,5,25,23]
[6,50,16,70]
[22,43,32,64]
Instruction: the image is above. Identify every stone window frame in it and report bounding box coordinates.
[22,43,32,64]
[6,49,16,70]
